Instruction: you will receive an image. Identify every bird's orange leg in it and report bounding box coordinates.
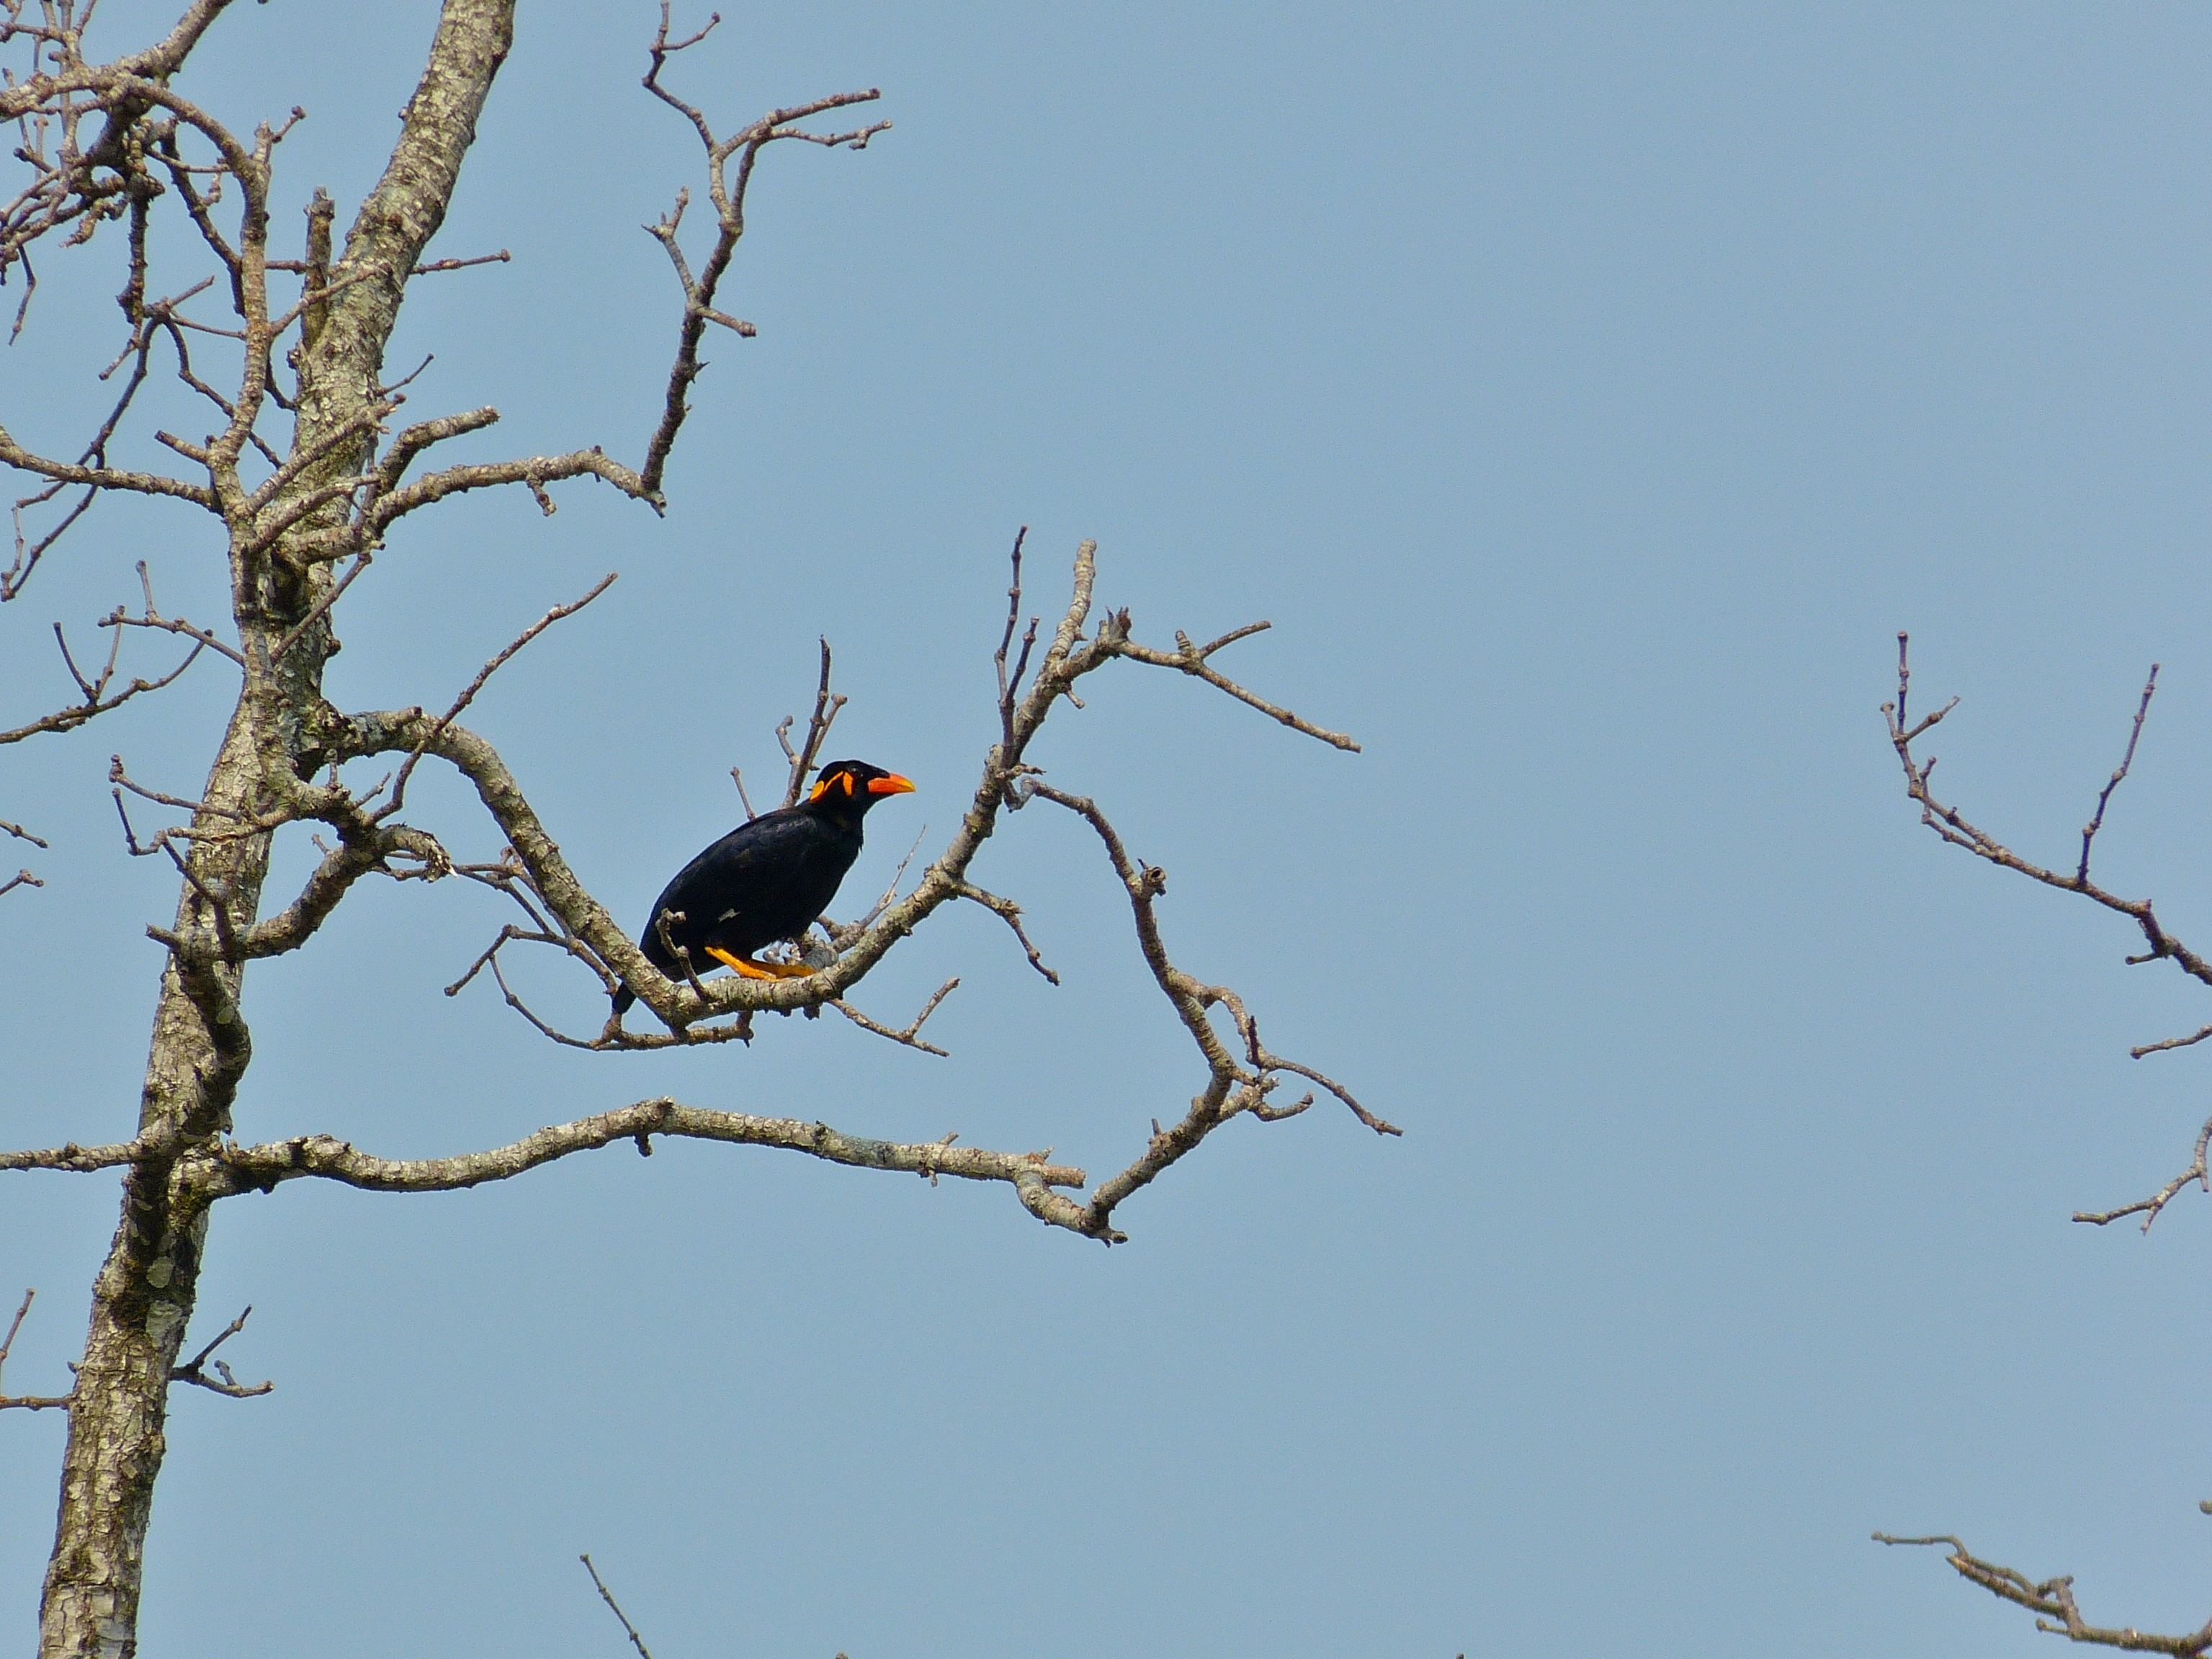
[704,947,816,980]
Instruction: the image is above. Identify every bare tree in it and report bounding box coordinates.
[1877,635,2212,1653]
[0,5,1392,1655]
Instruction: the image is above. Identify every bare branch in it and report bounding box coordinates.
[1,267,229,597]
[953,880,1059,984]
[0,1289,71,1410]
[444,923,547,998]
[168,1305,270,1399]
[0,623,207,747]
[1886,638,2212,995]
[350,539,1364,1040]
[109,753,247,822]
[268,547,370,660]
[382,572,617,818]
[236,820,449,962]
[246,398,393,515]
[1020,776,1394,1246]
[367,446,648,527]
[825,824,928,947]
[99,560,243,664]
[2133,1024,2212,1061]
[0,426,216,510]
[1875,1531,2212,1655]
[637,14,887,497]
[2073,1115,2212,1233]
[1,867,45,898]
[1106,625,1361,751]
[779,635,846,807]
[994,524,1036,758]
[1887,637,2212,1230]
[579,1554,656,1659]
[373,404,498,493]
[411,249,509,277]
[207,1099,1089,1234]
[325,541,1371,1238]
[0,1139,147,1176]
[5,483,91,602]
[1261,1050,1400,1137]
[2079,663,2159,884]
[831,976,958,1056]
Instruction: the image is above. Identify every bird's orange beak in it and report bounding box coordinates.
[867,773,916,796]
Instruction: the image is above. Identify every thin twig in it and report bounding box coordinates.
[579,1555,655,1659]
[2074,1115,2212,1233]
[0,1288,70,1410]
[411,249,509,276]
[1109,627,1360,751]
[995,524,1036,757]
[954,880,1059,984]
[1874,1530,2212,1655]
[97,560,244,666]
[637,19,886,497]
[1,632,206,748]
[780,636,846,808]
[269,547,372,661]
[169,1305,272,1399]
[830,976,958,1055]
[381,573,617,818]
[2133,1024,2212,1061]
[2079,664,2159,884]
[1887,638,2212,1235]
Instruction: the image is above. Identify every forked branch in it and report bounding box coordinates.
[639,4,889,497]
[776,635,846,808]
[1,617,207,747]
[1884,638,2195,979]
[1886,635,2212,1232]
[0,1289,71,1411]
[1876,1532,2212,1655]
[830,978,958,1056]
[168,1305,272,1400]
[2073,1114,2212,1233]
[1109,627,1360,751]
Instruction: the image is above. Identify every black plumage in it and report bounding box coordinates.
[614,759,915,1016]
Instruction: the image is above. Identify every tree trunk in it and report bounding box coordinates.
[37,6,516,1653]
[38,715,267,1658]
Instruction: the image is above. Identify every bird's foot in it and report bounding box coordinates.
[705,947,817,981]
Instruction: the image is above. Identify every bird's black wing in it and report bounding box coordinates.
[621,807,858,1014]
[654,809,820,937]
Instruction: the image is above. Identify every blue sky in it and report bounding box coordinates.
[6,3,2212,1654]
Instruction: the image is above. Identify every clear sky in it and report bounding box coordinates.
[6,2,2212,1655]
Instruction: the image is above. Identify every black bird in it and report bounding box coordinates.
[614,759,916,1016]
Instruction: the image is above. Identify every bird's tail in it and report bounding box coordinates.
[612,984,636,1016]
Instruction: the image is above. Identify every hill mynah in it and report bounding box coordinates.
[614,759,915,1016]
